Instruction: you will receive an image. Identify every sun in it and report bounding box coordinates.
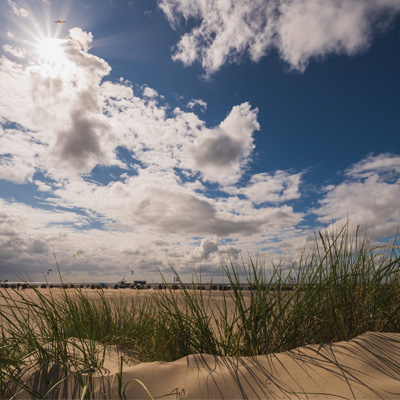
[37,37,66,64]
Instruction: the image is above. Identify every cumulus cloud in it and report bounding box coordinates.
[34,180,53,192]
[314,153,400,238]
[52,109,111,173]
[188,102,259,183]
[191,238,219,261]
[63,32,111,81]
[0,195,265,282]
[0,29,258,185]
[0,198,87,275]
[0,198,173,281]
[226,170,302,204]
[0,28,117,179]
[0,26,308,280]
[44,169,303,237]
[68,28,94,53]
[159,0,400,75]
[187,239,243,270]
[100,81,260,184]
[142,86,159,98]
[226,246,241,259]
[7,0,29,18]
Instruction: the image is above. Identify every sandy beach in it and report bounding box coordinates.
[2,288,400,399]
[6,331,400,399]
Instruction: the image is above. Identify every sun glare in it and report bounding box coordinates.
[38,37,66,64]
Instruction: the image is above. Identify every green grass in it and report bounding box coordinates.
[1,223,400,398]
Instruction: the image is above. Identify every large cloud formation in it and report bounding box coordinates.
[159,0,400,75]
[0,27,305,280]
[0,24,399,281]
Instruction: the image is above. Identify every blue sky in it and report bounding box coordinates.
[1,0,400,283]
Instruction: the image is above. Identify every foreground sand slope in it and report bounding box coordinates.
[12,331,400,399]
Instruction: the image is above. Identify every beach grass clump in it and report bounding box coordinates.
[1,223,400,398]
[149,224,400,358]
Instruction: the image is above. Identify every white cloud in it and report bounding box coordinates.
[68,28,93,53]
[0,23,398,282]
[142,86,159,98]
[1,195,293,282]
[0,198,172,281]
[100,80,260,184]
[152,239,169,246]
[52,113,108,173]
[0,29,117,179]
[188,102,259,183]
[225,246,241,260]
[7,0,29,18]
[0,198,88,262]
[0,56,36,129]
[314,153,400,239]
[34,180,53,192]
[3,45,27,59]
[187,98,207,112]
[191,238,219,261]
[346,153,400,178]
[159,0,400,75]
[0,125,43,184]
[46,171,303,238]
[0,26,311,280]
[226,170,302,204]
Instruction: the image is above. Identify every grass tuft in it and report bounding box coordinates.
[1,222,400,398]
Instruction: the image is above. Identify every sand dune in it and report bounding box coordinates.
[9,331,400,399]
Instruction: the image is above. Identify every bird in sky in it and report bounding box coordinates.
[54,20,65,24]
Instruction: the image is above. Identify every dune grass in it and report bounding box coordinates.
[1,223,400,398]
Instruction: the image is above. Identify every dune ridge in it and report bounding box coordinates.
[9,331,400,399]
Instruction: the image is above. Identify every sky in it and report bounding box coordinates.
[0,0,400,283]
